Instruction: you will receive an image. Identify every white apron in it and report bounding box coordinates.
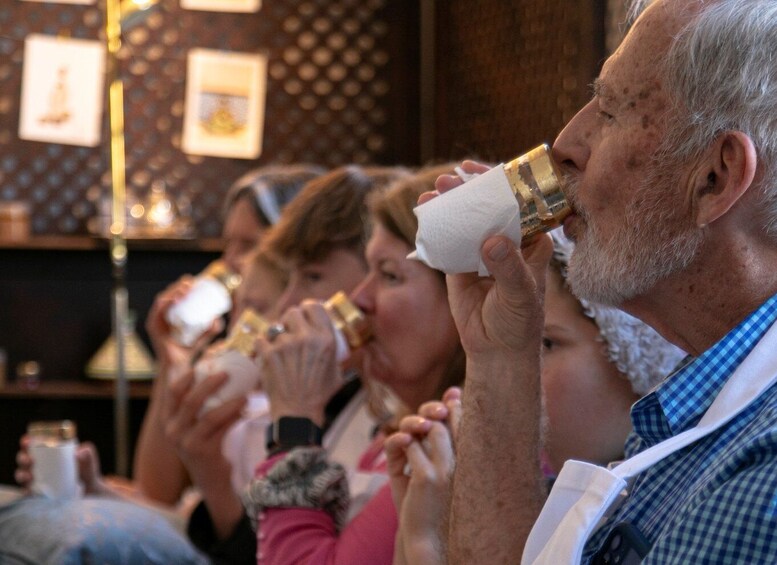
[522,319,777,564]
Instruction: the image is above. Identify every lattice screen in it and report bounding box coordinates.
[0,0,419,237]
[434,0,605,163]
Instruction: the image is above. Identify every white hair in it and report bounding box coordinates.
[655,0,777,240]
[625,0,656,26]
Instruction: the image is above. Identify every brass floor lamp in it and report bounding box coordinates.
[104,0,158,477]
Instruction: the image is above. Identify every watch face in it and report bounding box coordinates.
[269,417,323,450]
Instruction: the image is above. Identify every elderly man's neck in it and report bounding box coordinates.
[621,234,777,357]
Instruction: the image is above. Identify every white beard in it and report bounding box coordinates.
[565,164,703,307]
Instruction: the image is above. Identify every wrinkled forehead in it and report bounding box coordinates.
[600,0,696,102]
[602,8,668,88]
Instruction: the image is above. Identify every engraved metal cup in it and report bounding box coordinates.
[502,143,571,245]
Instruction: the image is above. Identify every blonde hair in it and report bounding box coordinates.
[370,163,467,406]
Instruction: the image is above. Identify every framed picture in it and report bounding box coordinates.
[180,0,260,13]
[182,48,268,160]
[18,34,105,147]
[21,0,96,4]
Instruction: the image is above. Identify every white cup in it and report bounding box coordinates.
[28,420,81,500]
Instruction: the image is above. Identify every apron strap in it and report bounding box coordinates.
[613,317,777,481]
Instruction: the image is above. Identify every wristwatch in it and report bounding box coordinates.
[266,417,324,453]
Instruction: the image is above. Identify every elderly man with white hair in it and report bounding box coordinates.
[436,0,777,563]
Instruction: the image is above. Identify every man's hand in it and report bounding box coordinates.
[427,162,550,564]
[426,161,553,360]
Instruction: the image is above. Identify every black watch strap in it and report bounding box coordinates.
[266,417,324,453]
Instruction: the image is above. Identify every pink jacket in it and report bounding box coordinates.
[253,436,397,565]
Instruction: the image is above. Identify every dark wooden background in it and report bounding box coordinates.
[0,0,421,238]
[0,0,606,481]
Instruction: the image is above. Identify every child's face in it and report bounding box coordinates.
[540,268,639,473]
[231,259,286,322]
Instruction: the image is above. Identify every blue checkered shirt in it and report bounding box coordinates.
[582,293,777,564]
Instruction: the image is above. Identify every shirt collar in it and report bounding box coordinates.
[631,292,777,444]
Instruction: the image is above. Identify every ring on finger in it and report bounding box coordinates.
[266,322,287,342]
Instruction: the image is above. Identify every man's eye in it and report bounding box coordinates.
[597,110,615,124]
[542,337,555,351]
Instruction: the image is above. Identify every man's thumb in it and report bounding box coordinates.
[480,234,552,302]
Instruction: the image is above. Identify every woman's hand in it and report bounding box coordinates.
[15,435,111,496]
[146,276,223,372]
[386,423,456,565]
[256,300,344,427]
[14,435,34,491]
[74,441,109,496]
[163,369,244,489]
[385,387,462,565]
[162,368,247,539]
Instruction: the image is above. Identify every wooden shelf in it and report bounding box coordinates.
[0,380,153,399]
[0,236,224,252]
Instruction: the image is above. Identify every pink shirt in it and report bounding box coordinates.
[253,436,396,565]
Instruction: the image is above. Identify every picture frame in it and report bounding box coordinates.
[21,0,96,5]
[180,0,260,13]
[18,34,105,147]
[182,48,268,160]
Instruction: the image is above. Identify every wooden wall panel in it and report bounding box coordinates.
[433,0,606,163]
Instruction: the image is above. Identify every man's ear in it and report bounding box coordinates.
[693,131,757,228]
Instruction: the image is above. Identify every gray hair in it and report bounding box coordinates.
[625,0,655,27]
[653,0,777,239]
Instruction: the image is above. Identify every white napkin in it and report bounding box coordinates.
[194,349,261,412]
[410,165,522,275]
